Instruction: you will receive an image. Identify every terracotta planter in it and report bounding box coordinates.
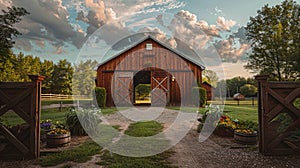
[234,131,257,145]
[213,127,234,137]
[46,133,71,148]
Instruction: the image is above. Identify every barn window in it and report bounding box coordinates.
[146,43,152,50]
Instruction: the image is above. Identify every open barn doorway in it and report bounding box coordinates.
[134,71,151,105]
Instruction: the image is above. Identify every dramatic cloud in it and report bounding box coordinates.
[217,16,236,31]
[6,0,86,53]
[214,36,250,62]
[168,10,220,51]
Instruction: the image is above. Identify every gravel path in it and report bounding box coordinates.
[1,107,300,168]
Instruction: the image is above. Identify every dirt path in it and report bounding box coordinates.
[2,107,300,168]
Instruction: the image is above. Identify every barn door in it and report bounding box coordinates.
[113,72,133,106]
[151,71,170,106]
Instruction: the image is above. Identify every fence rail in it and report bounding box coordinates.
[41,94,90,100]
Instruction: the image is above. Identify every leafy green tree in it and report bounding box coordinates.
[72,60,98,96]
[135,84,151,99]
[0,53,20,81]
[52,59,73,94]
[202,70,219,87]
[245,0,300,81]
[41,60,54,93]
[226,77,247,97]
[240,84,258,97]
[0,6,29,59]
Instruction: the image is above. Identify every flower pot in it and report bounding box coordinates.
[234,131,257,145]
[213,127,234,137]
[46,133,71,148]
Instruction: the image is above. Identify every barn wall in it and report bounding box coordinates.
[97,39,203,106]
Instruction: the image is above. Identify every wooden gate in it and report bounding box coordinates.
[0,75,44,159]
[113,72,133,106]
[151,71,170,106]
[256,75,300,155]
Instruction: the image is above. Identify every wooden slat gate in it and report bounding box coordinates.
[113,72,133,106]
[0,75,44,159]
[256,75,300,155]
[151,71,170,106]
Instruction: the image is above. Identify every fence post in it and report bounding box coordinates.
[28,75,44,158]
[255,75,269,154]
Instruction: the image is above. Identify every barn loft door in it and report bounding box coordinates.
[113,72,133,106]
[151,71,170,106]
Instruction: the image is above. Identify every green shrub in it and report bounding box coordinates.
[135,84,151,99]
[192,87,207,107]
[94,87,106,108]
[65,108,101,136]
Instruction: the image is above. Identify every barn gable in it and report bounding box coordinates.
[97,35,205,70]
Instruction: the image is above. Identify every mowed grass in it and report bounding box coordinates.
[39,140,102,166]
[168,99,258,123]
[0,107,120,126]
[97,121,175,168]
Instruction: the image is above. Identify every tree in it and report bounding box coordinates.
[245,0,300,81]
[240,84,258,97]
[41,60,54,93]
[202,70,219,87]
[72,60,98,96]
[0,6,29,59]
[52,59,73,95]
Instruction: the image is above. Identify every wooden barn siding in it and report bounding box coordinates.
[97,39,203,106]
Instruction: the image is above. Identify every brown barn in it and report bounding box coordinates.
[202,81,215,100]
[96,35,205,107]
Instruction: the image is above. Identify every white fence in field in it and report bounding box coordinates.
[41,94,90,100]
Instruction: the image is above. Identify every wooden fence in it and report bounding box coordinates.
[0,75,44,159]
[256,75,300,155]
[41,93,90,100]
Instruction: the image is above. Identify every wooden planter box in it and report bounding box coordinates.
[234,132,257,145]
[213,127,234,137]
[46,133,71,148]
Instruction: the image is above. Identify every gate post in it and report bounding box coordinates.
[28,75,44,158]
[255,75,269,154]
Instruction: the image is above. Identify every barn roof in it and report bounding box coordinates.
[98,34,205,69]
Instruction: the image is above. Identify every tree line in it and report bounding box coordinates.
[0,52,98,95]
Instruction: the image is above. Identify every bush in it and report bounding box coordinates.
[94,87,106,108]
[192,87,207,107]
[65,108,101,136]
[135,84,151,99]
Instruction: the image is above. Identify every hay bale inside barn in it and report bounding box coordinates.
[96,35,205,107]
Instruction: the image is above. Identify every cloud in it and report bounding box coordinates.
[8,0,86,53]
[168,10,220,51]
[214,36,250,62]
[217,16,236,31]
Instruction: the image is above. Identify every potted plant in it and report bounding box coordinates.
[214,115,237,137]
[234,129,257,145]
[46,128,71,147]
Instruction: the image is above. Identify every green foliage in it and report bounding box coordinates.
[192,87,207,107]
[94,87,107,108]
[40,60,54,93]
[240,84,258,97]
[0,6,29,58]
[202,70,219,87]
[135,84,151,99]
[236,120,258,131]
[245,0,300,81]
[72,60,98,96]
[51,59,73,95]
[65,108,101,136]
[39,140,102,166]
[125,121,163,137]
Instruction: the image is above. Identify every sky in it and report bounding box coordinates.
[0,0,297,79]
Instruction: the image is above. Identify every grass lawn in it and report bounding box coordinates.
[97,121,175,168]
[0,107,120,127]
[39,140,102,166]
[41,99,92,106]
[168,99,258,123]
